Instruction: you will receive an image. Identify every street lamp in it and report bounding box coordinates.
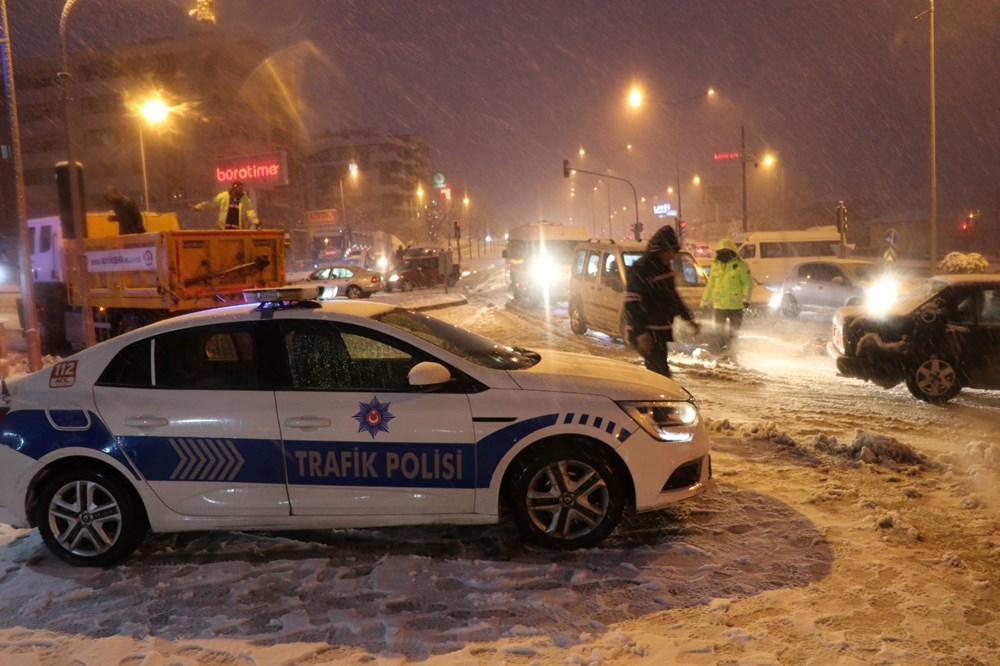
[761,152,785,218]
[59,0,95,348]
[339,161,358,228]
[627,85,715,239]
[136,94,172,212]
[915,0,937,272]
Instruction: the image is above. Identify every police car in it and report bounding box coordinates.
[0,287,713,566]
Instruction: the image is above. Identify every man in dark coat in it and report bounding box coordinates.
[624,225,701,377]
[104,187,145,234]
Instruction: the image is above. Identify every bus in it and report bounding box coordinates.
[310,225,352,266]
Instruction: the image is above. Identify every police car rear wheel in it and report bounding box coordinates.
[36,468,147,567]
[510,444,625,550]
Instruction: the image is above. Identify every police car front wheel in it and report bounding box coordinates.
[35,467,147,567]
[509,443,625,550]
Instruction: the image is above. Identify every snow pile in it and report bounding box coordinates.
[739,421,797,447]
[813,430,928,468]
[938,251,989,274]
[962,440,1000,471]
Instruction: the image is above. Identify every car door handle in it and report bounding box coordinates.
[285,416,332,431]
[123,415,170,429]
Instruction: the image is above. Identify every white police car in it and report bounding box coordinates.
[0,287,713,566]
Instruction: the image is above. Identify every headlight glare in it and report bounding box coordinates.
[864,278,898,315]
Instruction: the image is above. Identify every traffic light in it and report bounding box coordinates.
[836,200,848,234]
[632,221,643,241]
[55,161,85,239]
[676,219,687,245]
[562,159,571,178]
[453,219,461,239]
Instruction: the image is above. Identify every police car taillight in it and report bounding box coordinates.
[242,286,322,304]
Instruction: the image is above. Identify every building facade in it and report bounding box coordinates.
[4,32,305,238]
[303,130,431,245]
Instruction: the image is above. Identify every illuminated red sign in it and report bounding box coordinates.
[713,152,741,161]
[214,151,288,187]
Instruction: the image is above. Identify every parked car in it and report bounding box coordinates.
[829,274,1000,403]
[298,263,382,299]
[0,286,713,565]
[775,259,918,318]
[567,240,773,340]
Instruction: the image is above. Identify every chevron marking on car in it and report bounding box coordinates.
[562,412,634,442]
[168,438,245,481]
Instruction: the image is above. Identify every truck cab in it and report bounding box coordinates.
[505,220,590,306]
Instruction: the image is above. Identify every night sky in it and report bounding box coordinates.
[10,0,1000,235]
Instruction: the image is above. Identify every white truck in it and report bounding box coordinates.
[504,220,591,305]
[734,225,849,289]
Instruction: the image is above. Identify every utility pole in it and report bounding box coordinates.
[741,125,749,233]
[60,0,96,347]
[1,0,42,369]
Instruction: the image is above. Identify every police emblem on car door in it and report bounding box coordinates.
[273,319,476,516]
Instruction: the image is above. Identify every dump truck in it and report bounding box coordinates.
[22,213,285,353]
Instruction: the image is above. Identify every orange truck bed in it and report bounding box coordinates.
[66,230,286,311]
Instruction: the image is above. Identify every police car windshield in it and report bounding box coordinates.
[375,309,540,370]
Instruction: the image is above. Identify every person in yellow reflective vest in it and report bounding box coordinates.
[701,238,751,361]
[191,181,259,229]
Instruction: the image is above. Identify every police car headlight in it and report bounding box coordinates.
[618,400,698,442]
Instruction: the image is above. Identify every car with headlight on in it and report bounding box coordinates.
[295,263,382,299]
[568,240,774,340]
[829,274,1000,403]
[0,286,713,566]
[774,259,917,319]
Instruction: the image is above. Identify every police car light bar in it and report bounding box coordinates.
[243,286,323,304]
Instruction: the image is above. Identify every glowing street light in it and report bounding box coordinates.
[135,94,174,212]
[627,84,716,239]
[339,161,358,227]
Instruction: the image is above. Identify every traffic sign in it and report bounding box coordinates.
[323,246,337,259]
[884,228,898,247]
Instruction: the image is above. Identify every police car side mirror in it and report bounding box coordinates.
[409,361,452,387]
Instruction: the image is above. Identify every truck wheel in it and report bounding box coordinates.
[345,285,363,299]
[905,355,962,403]
[781,294,800,318]
[35,467,148,567]
[507,442,625,550]
[569,299,587,335]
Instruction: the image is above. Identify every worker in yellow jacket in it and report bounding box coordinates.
[701,238,751,360]
[191,181,259,229]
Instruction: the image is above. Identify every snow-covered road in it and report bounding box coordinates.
[0,261,996,664]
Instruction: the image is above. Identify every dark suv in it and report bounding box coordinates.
[829,274,1000,403]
